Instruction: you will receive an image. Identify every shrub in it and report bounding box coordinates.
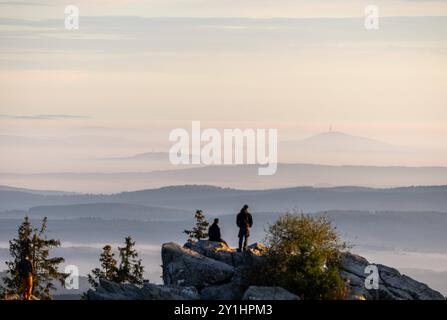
[256,213,349,300]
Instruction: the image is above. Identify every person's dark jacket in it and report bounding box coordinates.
[18,259,33,278]
[208,223,222,242]
[236,210,253,236]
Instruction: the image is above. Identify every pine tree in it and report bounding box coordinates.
[183,210,209,242]
[2,217,33,294]
[117,236,144,285]
[1,217,66,300]
[88,237,144,286]
[88,245,118,287]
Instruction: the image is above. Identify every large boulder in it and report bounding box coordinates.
[86,278,199,300]
[141,283,199,300]
[340,252,445,300]
[162,242,235,288]
[86,279,142,300]
[200,282,245,300]
[184,240,237,266]
[242,286,300,300]
[184,240,266,268]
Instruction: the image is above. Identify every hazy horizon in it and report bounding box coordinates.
[1,1,447,187]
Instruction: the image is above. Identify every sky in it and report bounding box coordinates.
[2,1,447,295]
[0,0,446,178]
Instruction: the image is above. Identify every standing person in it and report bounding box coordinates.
[236,205,253,252]
[208,218,228,247]
[18,254,33,300]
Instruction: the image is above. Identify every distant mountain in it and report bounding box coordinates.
[108,131,395,162]
[0,203,191,221]
[1,184,447,215]
[0,185,75,196]
[277,131,425,166]
[2,163,447,193]
[110,184,447,214]
[282,131,395,152]
[103,151,202,164]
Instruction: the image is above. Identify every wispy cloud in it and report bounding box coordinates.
[0,114,91,120]
[0,1,51,6]
[1,16,446,56]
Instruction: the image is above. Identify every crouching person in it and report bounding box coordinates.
[208,218,229,247]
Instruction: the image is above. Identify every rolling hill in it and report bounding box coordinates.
[1,184,447,215]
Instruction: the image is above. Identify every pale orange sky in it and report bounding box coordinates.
[1,0,447,19]
[0,0,446,172]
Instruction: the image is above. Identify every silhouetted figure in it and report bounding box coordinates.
[18,255,33,300]
[208,218,228,246]
[236,205,253,252]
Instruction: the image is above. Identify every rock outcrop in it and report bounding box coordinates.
[162,241,269,300]
[86,278,199,300]
[162,242,235,288]
[183,240,266,268]
[243,286,300,300]
[340,252,445,300]
[200,282,244,300]
[87,240,445,300]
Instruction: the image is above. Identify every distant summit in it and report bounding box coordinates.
[276,130,419,165]
[282,131,394,152]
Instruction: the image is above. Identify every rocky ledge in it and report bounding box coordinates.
[87,241,445,300]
